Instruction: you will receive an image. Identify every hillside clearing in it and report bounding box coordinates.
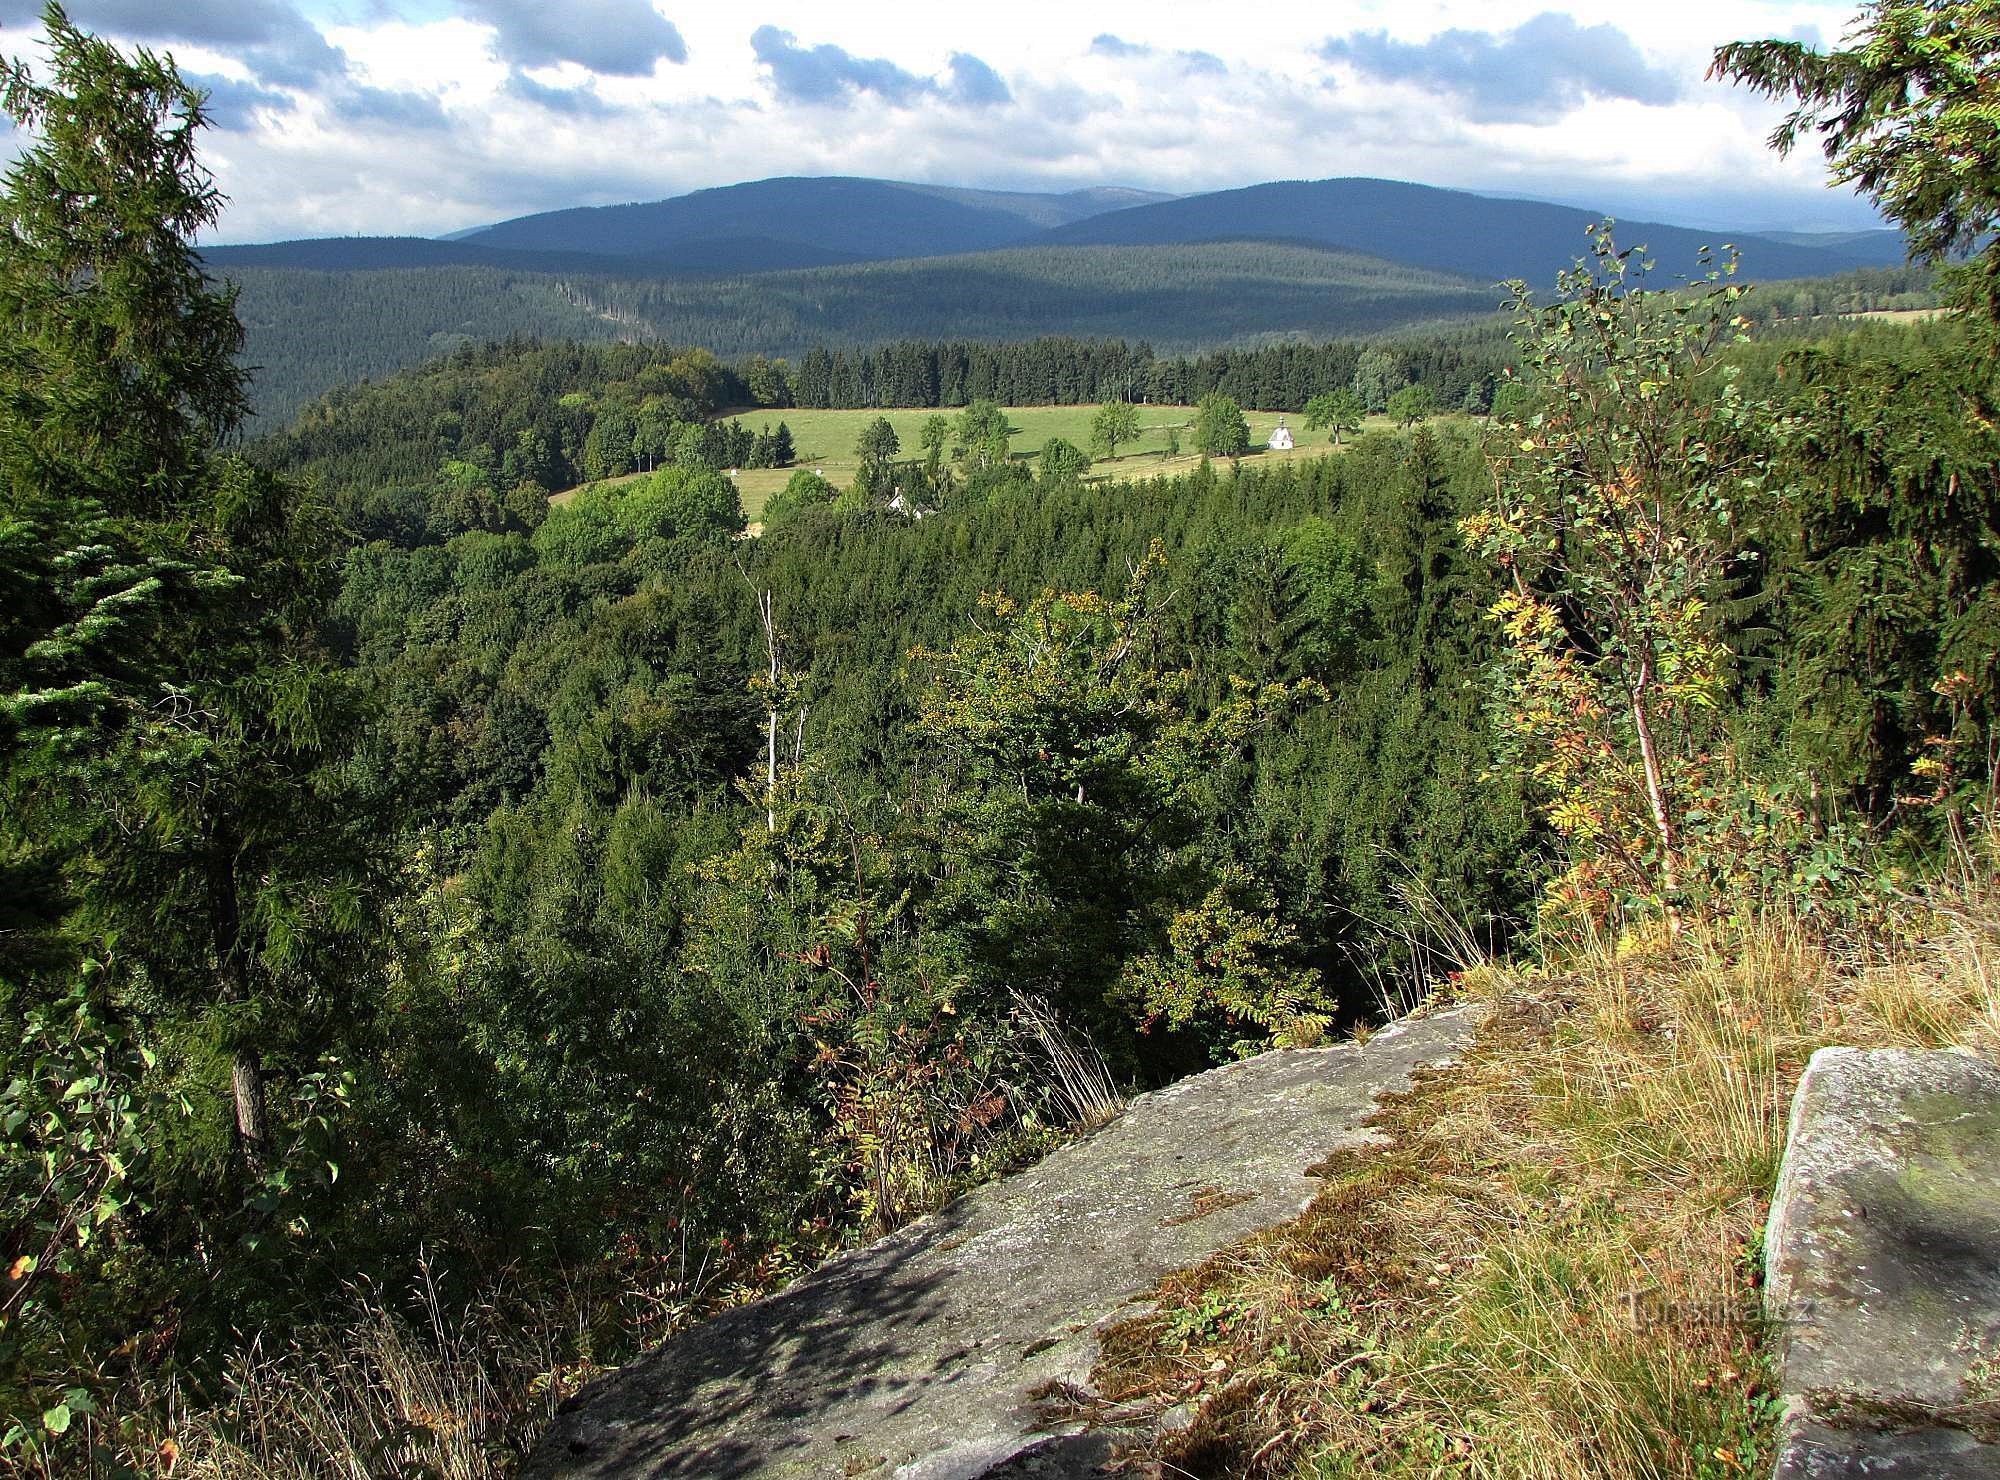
[553,404,1423,520]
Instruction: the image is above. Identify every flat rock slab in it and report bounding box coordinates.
[1765,1046,2000,1478]
[526,1006,1484,1479]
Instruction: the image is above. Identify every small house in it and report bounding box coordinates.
[1268,417,1294,451]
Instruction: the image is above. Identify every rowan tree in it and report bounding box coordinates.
[1460,225,1768,917]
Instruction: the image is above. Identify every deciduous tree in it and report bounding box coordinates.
[1039,437,1090,484]
[1460,225,1766,917]
[856,415,901,474]
[1386,383,1438,426]
[1193,394,1250,457]
[1303,389,1363,443]
[1089,400,1141,459]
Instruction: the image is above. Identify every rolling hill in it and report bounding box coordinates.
[210,173,1915,423]
[201,234,867,276]
[1036,178,1908,283]
[224,239,1501,422]
[459,177,1173,263]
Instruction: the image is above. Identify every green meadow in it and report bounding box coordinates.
[562,404,1409,522]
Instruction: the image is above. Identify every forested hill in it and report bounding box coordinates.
[1036,177,1908,282]
[224,246,1934,428]
[459,176,1172,260]
[211,173,1898,283]
[201,233,870,276]
[221,240,1505,422]
[210,173,1917,425]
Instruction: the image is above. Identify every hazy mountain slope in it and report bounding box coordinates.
[899,183,1176,229]
[459,176,1138,262]
[1038,178,1901,283]
[203,237,647,274]
[202,235,865,276]
[1753,227,1908,262]
[229,266,625,422]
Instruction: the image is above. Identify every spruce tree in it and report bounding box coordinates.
[2,4,379,1213]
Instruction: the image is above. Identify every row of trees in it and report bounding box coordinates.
[772,335,1512,415]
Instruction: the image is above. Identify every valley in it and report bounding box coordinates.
[7,4,1998,1479]
[212,175,1921,423]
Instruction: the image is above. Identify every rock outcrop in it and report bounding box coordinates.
[1765,1046,2000,1478]
[525,1006,1484,1478]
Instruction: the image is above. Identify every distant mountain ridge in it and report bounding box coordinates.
[208,173,1905,286]
[202,233,866,277]
[206,173,1918,424]
[458,176,1176,264]
[1034,178,1908,283]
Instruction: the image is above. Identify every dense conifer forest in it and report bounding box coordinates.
[3,2,1998,1475]
[223,247,1936,426]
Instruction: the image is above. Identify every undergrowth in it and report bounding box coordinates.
[1094,868,2000,1478]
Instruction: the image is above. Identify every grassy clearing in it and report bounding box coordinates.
[1840,307,1948,323]
[551,405,1423,523]
[1092,870,2000,1478]
[725,404,1402,510]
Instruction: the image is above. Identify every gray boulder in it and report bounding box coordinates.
[1765,1046,2000,1478]
[525,1005,1484,1478]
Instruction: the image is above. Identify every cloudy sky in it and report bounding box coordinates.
[0,0,1880,243]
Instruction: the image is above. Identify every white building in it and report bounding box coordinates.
[1267,417,1294,451]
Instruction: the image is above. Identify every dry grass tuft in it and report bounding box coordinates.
[167,1251,761,1479]
[1100,868,2000,1478]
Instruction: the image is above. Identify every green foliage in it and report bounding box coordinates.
[1193,394,1251,456]
[761,468,839,527]
[0,972,162,1463]
[0,6,245,497]
[855,415,901,472]
[1713,1,2000,322]
[1118,868,1331,1059]
[1038,437,1090,484]
[1089,399,1141,457]
[1350,347,1408,412]
[1749,321,2000,828]
[912,548,1325,1061]
[534,466,744,568]
[955,398,1013,469]
[1462,225,1768,916]
[1303,389,1364,443]
[918,413,952,465]
[1489,378,1537,424]
[0,9,386,1462]
[1385,383,1438,426]
[13,9,1998,1465]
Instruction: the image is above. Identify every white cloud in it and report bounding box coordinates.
[0,0,1885,240]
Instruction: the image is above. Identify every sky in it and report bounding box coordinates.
[0,0,1884,244]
